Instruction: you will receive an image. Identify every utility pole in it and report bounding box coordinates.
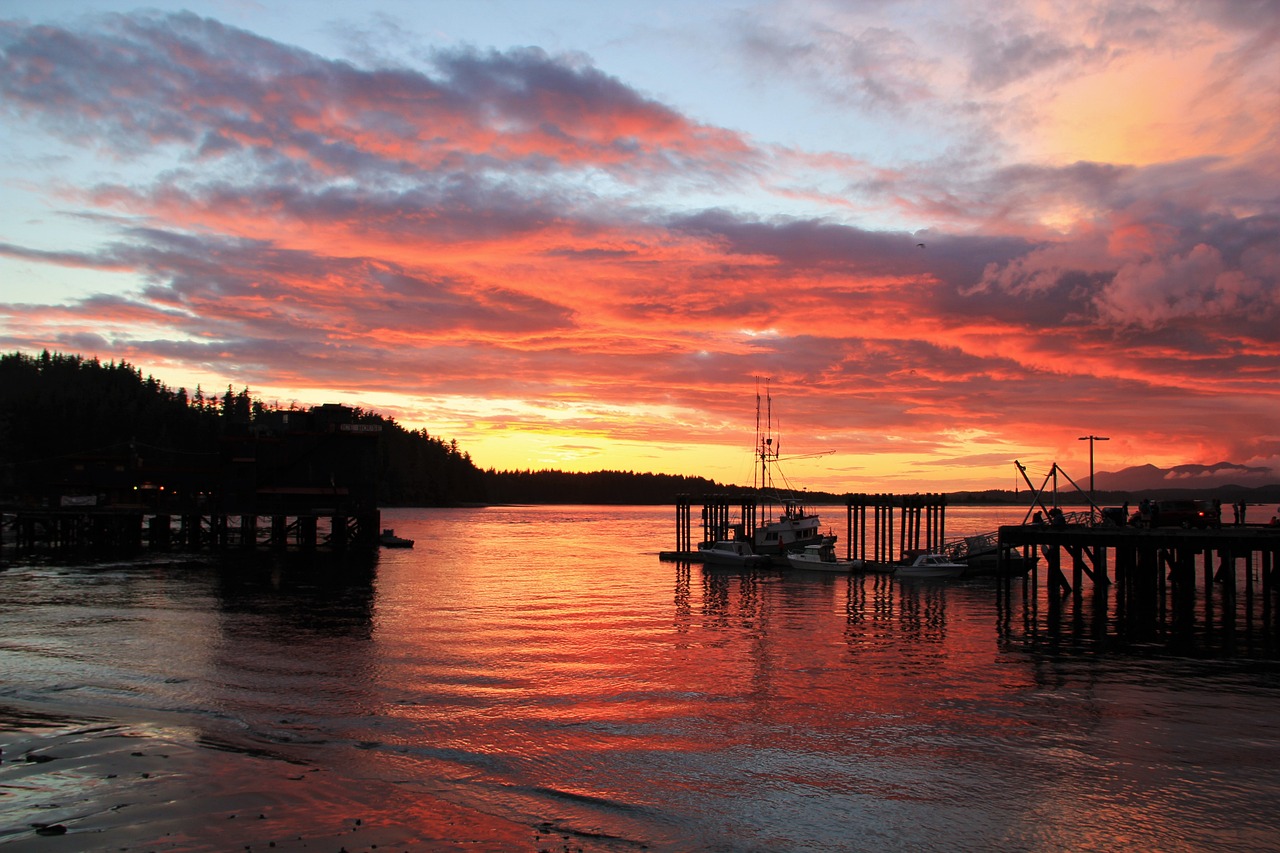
[1078,435,1110,523]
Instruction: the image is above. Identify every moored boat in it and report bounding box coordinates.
[957,549,1036,577]
[751,498,827,559]
[944,531,1036,577]
[743,380,831,560]
[692,380,833,567]
[894,550,966,579]
[785,541,862,572]
[379,528,414,548]
[698,539,770,568]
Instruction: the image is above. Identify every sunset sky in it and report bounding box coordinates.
[2,0,1277,492]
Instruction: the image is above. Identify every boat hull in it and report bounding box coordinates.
[894,552,967,579]
[698,541,770,568]
[959,552,1036,578]
[786,554,861,572]
[896,565,965,579]
[379,528,414,548]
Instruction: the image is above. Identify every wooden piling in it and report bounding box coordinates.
[1000,523,1280,654]
[844,493,948,566]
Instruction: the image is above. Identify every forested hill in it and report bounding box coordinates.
[481,469,743,505]
[0,350,738,506]
[0,350,485,506]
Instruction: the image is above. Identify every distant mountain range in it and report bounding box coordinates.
[1092,462,1278,492]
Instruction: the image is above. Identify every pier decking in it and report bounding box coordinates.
[1,403,384,557]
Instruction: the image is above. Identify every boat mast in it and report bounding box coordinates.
[756,376,775,511]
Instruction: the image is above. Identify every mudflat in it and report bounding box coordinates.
[0,702,540,852]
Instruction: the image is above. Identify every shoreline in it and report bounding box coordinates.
[0,701,574,852]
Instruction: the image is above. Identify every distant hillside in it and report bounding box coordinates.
[1093,462,1278,492]
[482,469,742,505]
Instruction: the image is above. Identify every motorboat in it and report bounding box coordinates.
[379,528,414,548]
[894,550,966,579]
[698,539,770,568]
[785,541,862,572]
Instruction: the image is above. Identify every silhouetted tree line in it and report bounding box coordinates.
[1,350,219,494]
[481,468,741,505]
[0,350,484,506]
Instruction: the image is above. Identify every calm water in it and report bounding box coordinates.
[3,505,1280,851]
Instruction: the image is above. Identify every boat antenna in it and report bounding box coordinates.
[756,376,777,498]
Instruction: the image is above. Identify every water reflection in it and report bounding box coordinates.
[5,505,1280,852]
[211,550,377,640]
[1009,548,1280,660]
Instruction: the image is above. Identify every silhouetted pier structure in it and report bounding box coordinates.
[662,492,948,563]
[844,493,947,567]
[999,522,1280,653]
[1,404,383,556]
[4,507,379,553]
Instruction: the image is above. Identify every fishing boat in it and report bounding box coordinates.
[785,541,862,572]
[698,539,770,568]
[741,380,831,560]
[894,550,966,579]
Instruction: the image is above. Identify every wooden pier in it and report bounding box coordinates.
[1,403,385,558]
[661,492,948,564]
[844,493,947,567]
[2,507,381,555]
[998,522,1280,653]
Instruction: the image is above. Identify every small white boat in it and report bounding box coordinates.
[379,528,414,548]
[698,539,770,568]
[894,551,965,579]
[786,542,862,572]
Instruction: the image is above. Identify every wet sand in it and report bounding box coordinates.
[0,702,563,852]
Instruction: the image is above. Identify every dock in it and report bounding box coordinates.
[998,522,1280,651]
[661,492,949,565]
[661,492,1280,654]
[1,403,383,557]
[2,506,380,555]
